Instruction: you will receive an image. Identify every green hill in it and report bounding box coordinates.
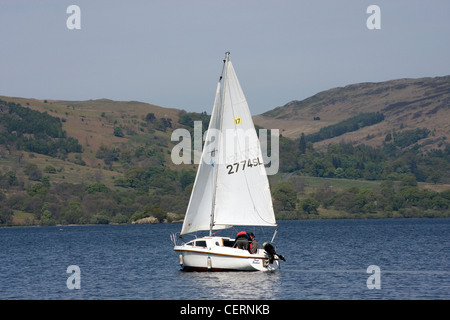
[254,75,450,152]
[0,96,197,226]
[1,75,450,226]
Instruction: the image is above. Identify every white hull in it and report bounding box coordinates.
[174,236,280,272]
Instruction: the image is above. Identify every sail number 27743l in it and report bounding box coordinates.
[226,157,263,175]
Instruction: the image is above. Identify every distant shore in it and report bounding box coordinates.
[3,211,448,228]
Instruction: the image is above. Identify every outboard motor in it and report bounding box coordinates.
[263,242,286,264]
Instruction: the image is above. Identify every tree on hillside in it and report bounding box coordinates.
[273,181,297,211]
[300,196,319,214]
[299,133,306,154]
[114,126,124,137]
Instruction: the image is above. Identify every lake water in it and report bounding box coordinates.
[0,219,448,300]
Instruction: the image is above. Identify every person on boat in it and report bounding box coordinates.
[234,231,257,253]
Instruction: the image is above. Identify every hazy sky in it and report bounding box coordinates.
[1,0,449,114]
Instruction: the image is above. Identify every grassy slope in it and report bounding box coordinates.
[0,96,186,188]
[254,76,450,152]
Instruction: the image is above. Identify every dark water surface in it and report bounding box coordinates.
[0,219,448,300]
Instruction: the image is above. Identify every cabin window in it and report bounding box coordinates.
[195,240,207,247]
[223,240,235,247]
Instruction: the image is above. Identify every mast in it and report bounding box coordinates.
[209,51,230,236]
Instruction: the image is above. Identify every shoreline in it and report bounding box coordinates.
[2,213,448,228]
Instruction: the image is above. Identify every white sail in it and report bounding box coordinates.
[180,81,223,235]
[180,54,276,235]
[213,60,276,229]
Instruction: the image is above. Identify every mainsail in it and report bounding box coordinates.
[180,53,276,235]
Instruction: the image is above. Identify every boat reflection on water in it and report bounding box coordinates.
[178,270,281,300]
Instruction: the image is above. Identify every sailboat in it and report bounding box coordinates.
[172,52,284,271]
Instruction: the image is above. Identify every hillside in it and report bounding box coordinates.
[0,97,182,169]
[254,76,450,151]
[1,75,450,226]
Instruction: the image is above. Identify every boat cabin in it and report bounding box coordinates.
[183,237,236,249]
